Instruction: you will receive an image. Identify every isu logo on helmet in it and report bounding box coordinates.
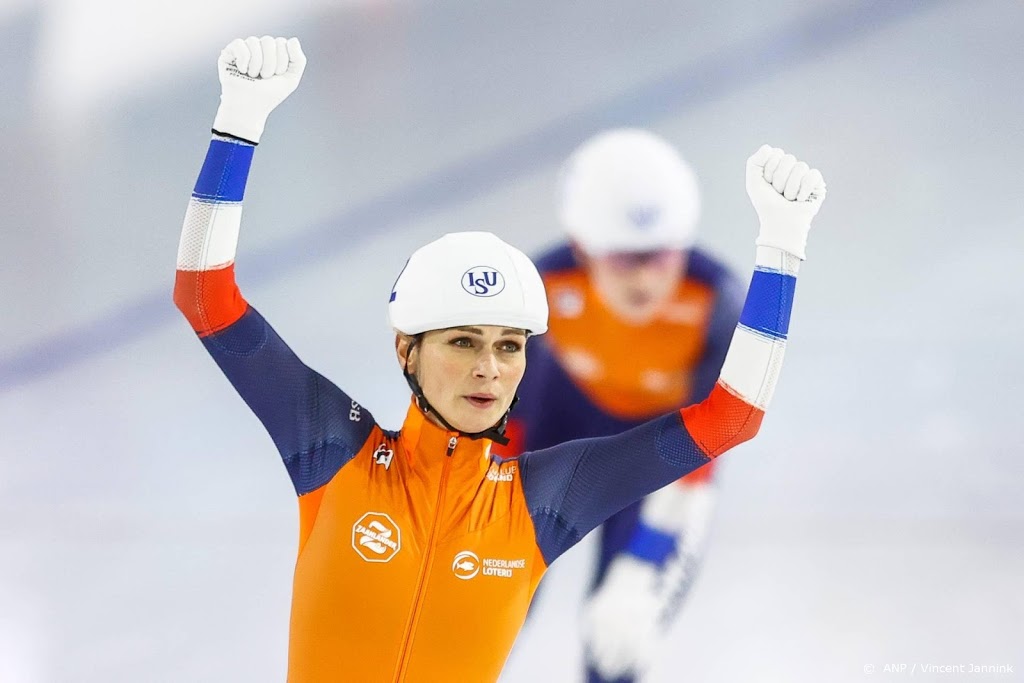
[627,204,661,230]
[452,550,480,580]
[352,512,401,563]
[461,267,505,297]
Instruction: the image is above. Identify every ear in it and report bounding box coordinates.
[395,332,415,373]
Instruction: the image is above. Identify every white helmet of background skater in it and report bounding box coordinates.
[558,128,701,254]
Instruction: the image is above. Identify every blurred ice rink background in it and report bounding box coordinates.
[1,0,1022,681]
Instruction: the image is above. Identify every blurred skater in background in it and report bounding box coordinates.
[496,129,745,682]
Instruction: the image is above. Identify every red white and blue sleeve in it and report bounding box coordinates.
[519,246,800,565]
[173,135,374,495]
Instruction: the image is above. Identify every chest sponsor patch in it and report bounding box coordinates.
[372,443,394,470]
[452,550,526,580]
[352,512,401,563]
[486,463,517,482]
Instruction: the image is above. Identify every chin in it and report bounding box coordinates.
[619,306,658,325]
[460,416,500,434]
[449,406,504,435]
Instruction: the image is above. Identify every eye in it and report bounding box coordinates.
[449,336,474,348]
[498,340,523,353]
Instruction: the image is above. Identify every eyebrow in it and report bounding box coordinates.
[454,326,527,338]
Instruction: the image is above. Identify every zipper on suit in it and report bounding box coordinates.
[393,435,456,681]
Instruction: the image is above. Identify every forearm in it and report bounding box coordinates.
[175,32,305,328]
[173,135,255,335]
[680,244,798,456]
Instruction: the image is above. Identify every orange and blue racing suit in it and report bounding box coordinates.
[174,135,798,682]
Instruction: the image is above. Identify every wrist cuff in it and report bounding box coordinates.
[211,128,259,146]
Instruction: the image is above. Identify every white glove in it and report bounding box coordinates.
[582,555,662,680]
[213,36,307,143]
[745,144,827,260]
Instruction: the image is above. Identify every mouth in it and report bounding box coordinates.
[627,291,653,307]
[464,394,498,409]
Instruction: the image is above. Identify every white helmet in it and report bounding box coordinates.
[557,128,701,254]
[388,231,549,336]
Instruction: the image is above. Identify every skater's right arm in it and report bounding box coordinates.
[173,37,375,496]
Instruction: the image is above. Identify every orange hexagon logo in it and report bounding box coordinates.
[351,512,401,563]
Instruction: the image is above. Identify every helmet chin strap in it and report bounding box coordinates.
[402,339,515,446]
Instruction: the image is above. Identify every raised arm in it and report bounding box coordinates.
[520,145,827,564]
[173,37,375,496]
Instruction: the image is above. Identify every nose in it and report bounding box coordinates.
[473,351,500,380]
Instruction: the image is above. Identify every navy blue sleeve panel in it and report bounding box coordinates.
[519,413,711,565]
[685,246,731,287]
[200,305,376,495]
[532,241,578,275]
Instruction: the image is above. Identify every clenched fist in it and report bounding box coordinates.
[745,145,827,259]
[212,36,307,144]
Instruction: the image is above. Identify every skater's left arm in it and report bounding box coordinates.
[520,144,828,566]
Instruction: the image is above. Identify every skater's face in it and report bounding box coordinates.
[582,247,687,324]
[396,326,527,434]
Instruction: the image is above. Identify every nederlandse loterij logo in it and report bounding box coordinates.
[352,512,401,563]
[452,550,526,580]
[452,550,480,580]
